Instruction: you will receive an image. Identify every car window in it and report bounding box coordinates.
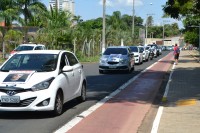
[130,47,138,52]
[34,46,44,50]
[60,53,68,69]
[1,54,58,72]
[146,47,150,50]
[66,52,79,66]
[15,46,34,51]
[104,48,127,55]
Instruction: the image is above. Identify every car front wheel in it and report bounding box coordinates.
[99,70,104,74]
[52,91,63,116]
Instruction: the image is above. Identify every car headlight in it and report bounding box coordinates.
[134,55,139,57]
[31,77,54,91]
[119,58,127,64]
[99,58,107,64]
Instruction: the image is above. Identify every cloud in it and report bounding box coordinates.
[99,0,143,7]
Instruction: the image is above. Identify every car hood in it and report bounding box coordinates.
[131,52,139,56]
[0,71,55,89]
[102,54,126,62]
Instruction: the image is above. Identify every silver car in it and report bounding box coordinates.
[99,46,135,74]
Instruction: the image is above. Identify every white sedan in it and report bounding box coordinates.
[138,46,149,61]
[129,46,143,64]
[0,50,87,116]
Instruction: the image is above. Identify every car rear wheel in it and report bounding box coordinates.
[77,83,86,102]
[52,91,63,116]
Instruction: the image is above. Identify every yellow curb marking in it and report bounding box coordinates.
[176,99,197,106]
[162,97,167,102]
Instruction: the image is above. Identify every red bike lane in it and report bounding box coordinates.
[65,53,173,133]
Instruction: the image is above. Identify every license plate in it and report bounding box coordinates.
[1,96,20,103]
[109,66,117,69]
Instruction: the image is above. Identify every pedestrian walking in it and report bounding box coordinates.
[173,43,180,65]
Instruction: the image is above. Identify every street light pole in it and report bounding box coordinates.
[132,0,135,43]
[102,0,106,53]
[162,20,170,46]
[198,24,200,63]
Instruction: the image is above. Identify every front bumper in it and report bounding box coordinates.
[0,89,55,111]
[99,64,129,71]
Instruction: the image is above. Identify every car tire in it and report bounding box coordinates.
[99,70,104,74]
[77,83,86,102]
[52,91,63,116]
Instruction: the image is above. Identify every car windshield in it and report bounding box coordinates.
[145,47,150,50]
[103,48,127,55]
[130,47,138,52]
[15,46,34,51]
[1,54,58,72]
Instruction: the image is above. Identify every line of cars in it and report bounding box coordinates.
[0,42,162,115]
[99,44,162,74]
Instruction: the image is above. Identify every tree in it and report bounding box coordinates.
[146,16,154,26]
[163,0,200,46]
[36,6,73,49]
[0,0,19,27]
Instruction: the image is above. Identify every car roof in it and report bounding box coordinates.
[107,46,129,49]
[16,50,70,55]
[18,44,45,46]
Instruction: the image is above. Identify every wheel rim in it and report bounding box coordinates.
[55,94,62,114]
[82,85,86,101]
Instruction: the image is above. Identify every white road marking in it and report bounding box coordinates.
[151,63,176,133]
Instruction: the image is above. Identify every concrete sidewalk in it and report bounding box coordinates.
[156,50,200,133]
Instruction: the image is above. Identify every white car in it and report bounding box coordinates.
[138,46,149,61]
[0,50,87,116]
[129,46,143,64]
[9,44,46,58]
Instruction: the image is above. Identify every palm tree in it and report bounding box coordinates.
[36,6,73,49]
[15,0,47,42]
[16,0,47,26]
[0,0,19,27]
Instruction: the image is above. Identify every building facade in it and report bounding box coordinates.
[49,0,74,15]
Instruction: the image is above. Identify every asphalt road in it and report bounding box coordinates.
[0,51,170,133]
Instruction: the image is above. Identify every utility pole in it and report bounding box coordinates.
[102,0,106,53]
[163,20,170,46]
[132,0,135,43]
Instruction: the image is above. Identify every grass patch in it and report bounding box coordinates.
[78,55,100,63]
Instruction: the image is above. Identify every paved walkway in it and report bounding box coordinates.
[156,50,200,133]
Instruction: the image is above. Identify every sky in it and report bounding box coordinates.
[41,0,183,28]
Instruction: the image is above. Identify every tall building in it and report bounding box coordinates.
[49,0,74,15]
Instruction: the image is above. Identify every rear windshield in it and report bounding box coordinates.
[15,46,34,51]
[103,48,127,55]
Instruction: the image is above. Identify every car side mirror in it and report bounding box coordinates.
[62,66,73,72]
